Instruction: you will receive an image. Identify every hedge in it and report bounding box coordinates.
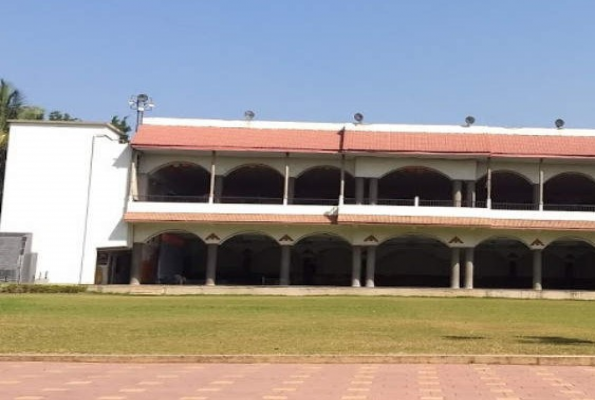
[0,284,87,293]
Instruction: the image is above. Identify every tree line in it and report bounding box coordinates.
[0,79,132,138]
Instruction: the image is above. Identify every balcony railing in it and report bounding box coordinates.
[133,194,595,212]
[220,196,283,204]
[544,204,595,212]
[136,194,209,203]
[487,202,537,210]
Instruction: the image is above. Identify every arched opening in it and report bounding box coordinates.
[544,173,595,211]
[375,236,450,287]
[147,163,210,202]
[222,165,283,204]
[294,166,355,205]
[141,231,207,284]
[293,234,351,285]
[475,238,531,288]
[476,171,534,209]
[544,239,595,290]
[378,167,452,206]
[217,233,281,285]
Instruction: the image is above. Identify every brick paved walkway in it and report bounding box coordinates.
[1,362,595,400]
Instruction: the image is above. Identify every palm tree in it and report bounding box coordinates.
[0,80,28,211]
[0,79,25,145]
[110,115,132,135]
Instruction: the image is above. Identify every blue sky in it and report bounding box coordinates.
[3,1,595,128]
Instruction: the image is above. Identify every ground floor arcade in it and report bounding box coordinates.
[110,223,595,291]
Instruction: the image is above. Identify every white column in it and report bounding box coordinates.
[280,246,291,285]
[486,163,492,209]
[351,245,362,287]
[466,181,476,208]
[453,180,462,207]
[206,244,218,286]
[355,177,365,205]
[365,246,376,288]
[369,178,378,205]
[450,248,461,289]
[532,249,542,290]
[464,247,475,289]
[208,151,216,204]
[538,162,544,211]
[533,184,540,210]
[339,155,346,206]
[130,155,139,200]
[283,153,290,206]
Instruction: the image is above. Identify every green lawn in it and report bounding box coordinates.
[1,294,594,355]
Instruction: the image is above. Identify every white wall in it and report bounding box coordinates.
[0,123,131,284]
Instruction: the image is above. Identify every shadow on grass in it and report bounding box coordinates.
[443,335,485,340]
[516,336,594,345]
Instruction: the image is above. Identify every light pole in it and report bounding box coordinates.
[128,94,154,132]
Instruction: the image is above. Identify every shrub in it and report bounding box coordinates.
[0,284,87,294]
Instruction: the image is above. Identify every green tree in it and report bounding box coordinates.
[49,110,79,121]
[17,106,45,121]
[110,115,132,134]
[0,79,25,210]
[0,79,25,140]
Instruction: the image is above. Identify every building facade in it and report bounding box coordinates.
[4,117,595,290]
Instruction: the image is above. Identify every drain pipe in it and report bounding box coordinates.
[78,134,118,284]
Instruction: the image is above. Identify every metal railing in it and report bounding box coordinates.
[544,204,595,212]
[136,194,209,203]
[292,198,339,205]
[489,202,537,210]
[220,196,284,204]
[133,194,595,212]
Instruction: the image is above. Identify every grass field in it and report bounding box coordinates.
[1,294,595,355]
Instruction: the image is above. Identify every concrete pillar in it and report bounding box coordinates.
[283,154,290,206]
[486,165,492,209]
[533,184,540,211]
[138,173,149,201]
[208,151,216,204]
[365,246,376,288]
[214,175,224,203]
[339,155,346,206]
[351,245,362,287]
[532,249,542,290]
[287,177,295,205]
[539,166,544,211]
[450,248,461,289]
[453,180,463,207]
[369,178,379,205]
[466,181,476,208]
[130,243,143,285]
[130,157,139,200]
[355,177,365,205]
[205,244,218,286]
[280,246,291,285]
[464,247,475,289]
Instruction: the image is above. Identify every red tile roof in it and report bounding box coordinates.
[132,125,342,153]
[339,214,595,231]
[132,124,595,159]
[126,211,595,232]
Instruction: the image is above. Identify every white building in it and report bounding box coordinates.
[4,117,595,290]
[0,121,130,284]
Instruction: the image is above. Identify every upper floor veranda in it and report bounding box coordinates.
[127,118,595,226]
